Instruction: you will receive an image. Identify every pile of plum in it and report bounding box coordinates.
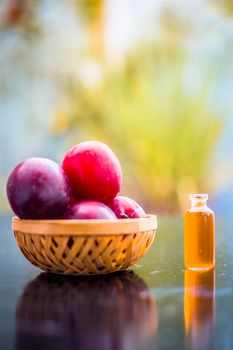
[7,141,146,220]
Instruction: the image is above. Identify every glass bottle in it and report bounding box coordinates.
[184,194,215,270]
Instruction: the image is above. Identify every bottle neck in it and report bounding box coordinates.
[191,199,207,208]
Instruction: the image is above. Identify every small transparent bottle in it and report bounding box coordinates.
[184,194,215,270]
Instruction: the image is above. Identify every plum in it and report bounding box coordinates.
[109,196,146,219]
[7,157,71,219]
[63,200,117,219]
[62,141,122,202]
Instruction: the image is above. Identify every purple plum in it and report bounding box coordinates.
[109,196,146,219]
[7,157,71,219]
[63,200,117,219]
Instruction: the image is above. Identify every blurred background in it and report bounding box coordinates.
[0,0,233,215]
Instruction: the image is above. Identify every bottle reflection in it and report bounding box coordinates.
[16,271,157,350]
[184,269,215,350]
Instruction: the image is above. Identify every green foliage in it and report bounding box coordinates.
[210,0,233,16]
[59,47,224,213]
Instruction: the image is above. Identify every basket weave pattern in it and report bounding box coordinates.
[14,229,155,275]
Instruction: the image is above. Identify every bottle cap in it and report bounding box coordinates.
[189,194,208,201]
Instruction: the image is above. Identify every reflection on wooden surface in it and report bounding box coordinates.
[16,271,157,350]
[184,269,215,350]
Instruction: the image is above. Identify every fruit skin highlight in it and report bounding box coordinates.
[109,196,146,219]
[7,157,71,219]
[62,141,122,202]
[63,200,117,219]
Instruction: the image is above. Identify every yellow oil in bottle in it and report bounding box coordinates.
[184,194,215,270]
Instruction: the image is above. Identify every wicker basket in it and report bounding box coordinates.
[12,214,157,275]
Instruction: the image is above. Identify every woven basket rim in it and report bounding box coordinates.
[12,214,157,235]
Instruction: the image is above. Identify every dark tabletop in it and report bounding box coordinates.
[0,213,232,350]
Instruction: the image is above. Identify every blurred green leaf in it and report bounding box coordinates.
[58,45,224,213]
